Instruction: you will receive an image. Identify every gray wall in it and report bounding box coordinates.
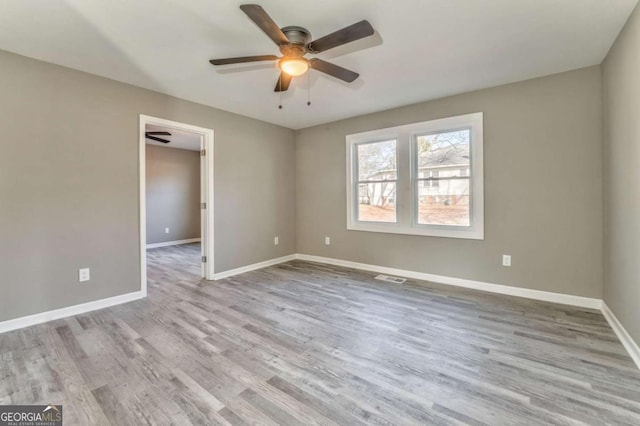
[603,3,640,344]
[0,49,296,323]
[0,40,627,325]
[146,145,200,245]
[296,66,603,298]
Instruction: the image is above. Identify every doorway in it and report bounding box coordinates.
[139,115,214,296]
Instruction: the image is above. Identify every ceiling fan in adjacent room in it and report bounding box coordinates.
[145,131,172,144]
[209,4,375,92]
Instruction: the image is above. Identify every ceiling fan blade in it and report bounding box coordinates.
[210,55,278,66]
[306,20,374,53]
[145,134,171,144]
[239,4,289,46]
[309,59,359,82]
[145,131,171,136]
[274,72,293,92]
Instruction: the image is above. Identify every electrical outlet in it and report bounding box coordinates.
[325,236,331,245]
[502,255,512,267]
[274,236,279,245]
[79,268,90,282]
[165,227,170,234]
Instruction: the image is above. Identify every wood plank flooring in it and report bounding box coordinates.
[1,243,640,425]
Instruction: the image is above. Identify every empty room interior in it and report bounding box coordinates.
[145,123,204,278]
[1,1,640,424]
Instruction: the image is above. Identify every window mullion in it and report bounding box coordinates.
[396,131,412,228]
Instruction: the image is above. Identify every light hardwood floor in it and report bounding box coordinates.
[1,243,640,425]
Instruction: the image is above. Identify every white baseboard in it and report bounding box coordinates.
[212,252,599,310]
[0,291,145,334]
[147,238,201,249]
[601,302,640,369]
[295,254,603,310]
[213,254,297,280]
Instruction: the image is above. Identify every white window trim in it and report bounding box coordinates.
[346,112,484,240]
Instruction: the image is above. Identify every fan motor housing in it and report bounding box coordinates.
[281,26,311,46]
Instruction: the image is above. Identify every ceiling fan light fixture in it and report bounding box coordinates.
[209,5,375,92]
[279,57,309,77]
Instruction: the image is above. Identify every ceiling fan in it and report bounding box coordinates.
[145,131,172,144]
[209,4,375,92]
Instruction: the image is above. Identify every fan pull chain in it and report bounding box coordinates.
[278,75,283,109]
[307,71,311,106]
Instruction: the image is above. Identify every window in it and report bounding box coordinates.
[355,140,397,223]
[346,113,483,239]
[415,129,470,227]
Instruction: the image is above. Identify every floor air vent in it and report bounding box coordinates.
[375,274,407,284]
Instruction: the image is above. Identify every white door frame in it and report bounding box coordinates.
[139,114,214,296]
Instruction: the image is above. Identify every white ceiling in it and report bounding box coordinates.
[145,124,202,151]
[0,0,637,129]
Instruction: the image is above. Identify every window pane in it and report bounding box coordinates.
[416,130,470,171]
[417,178,470,226]
[357,140,397,181]
[358,182,396,222]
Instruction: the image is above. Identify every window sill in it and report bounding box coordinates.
[346,223,484,240]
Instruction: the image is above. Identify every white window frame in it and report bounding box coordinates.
[346,112,484,240]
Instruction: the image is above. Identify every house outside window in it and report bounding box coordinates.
[346,112,484,239]
[422,170,440,188]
